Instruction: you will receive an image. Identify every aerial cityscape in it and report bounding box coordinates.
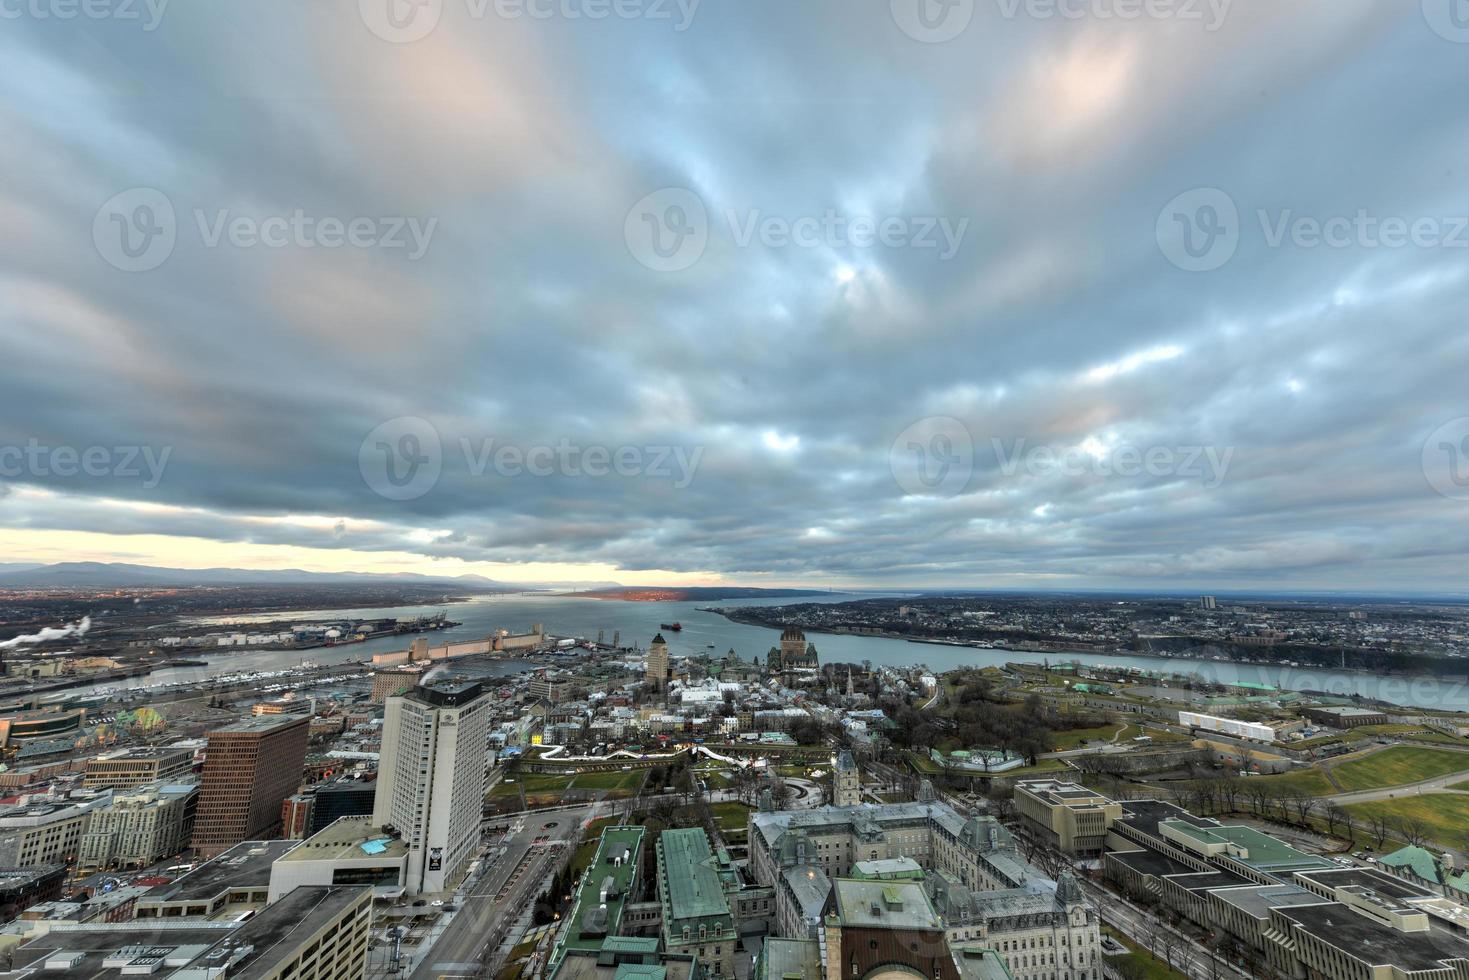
[5,2,1469,980]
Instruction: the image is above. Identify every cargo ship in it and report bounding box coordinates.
[659,622,683,631]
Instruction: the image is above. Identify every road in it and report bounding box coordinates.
[1079,879,1248,980]
[1324,768,1469,805]
[408,801,610,980]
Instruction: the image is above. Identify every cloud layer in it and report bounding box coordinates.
[2,0,1467,590]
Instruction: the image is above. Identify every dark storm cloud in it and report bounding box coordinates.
[1,0,1467,588]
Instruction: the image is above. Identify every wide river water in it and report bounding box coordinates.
[105,593,1469,711]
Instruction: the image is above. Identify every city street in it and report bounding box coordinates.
[406,801,609,980]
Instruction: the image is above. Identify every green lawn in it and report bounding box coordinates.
[1050,724,1130,751]
[709,801,753,834]
[1448,780,1469,792]
[569,769,645,793]
[1101,926,1190,980]
[1253,768,1337,797]
[1330,746,1469,793]
[1344,794,1469,851]
[489,772,573,799]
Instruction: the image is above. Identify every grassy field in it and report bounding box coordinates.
[1101,926,1190,980]
[1050,724,1131,751]
[1344,794,1469,851]
[1252,768,1337,797]
[569,769,646,794]
[489,772,573,800]
[1330,746,1469,793]
[709,801,753,835]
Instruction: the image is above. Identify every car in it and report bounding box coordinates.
[431,900,444,906]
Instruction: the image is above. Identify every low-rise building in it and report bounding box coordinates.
[266,817,408,902]
[135,839,297,920]
[1013,779,1123,857]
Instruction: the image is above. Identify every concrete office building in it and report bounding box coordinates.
[9,884,371,980]
[373,680,491,895]
[267,816,409,902]
[84,746,195,790]
[78,781,198,871]
[136,839,298,920]
[646,633,671,690]
[1013,780,1123,857]
[191,714,309,857]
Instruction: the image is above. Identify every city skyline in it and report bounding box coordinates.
[3,2,1468,591]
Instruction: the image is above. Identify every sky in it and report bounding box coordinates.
[1,0,1468,591]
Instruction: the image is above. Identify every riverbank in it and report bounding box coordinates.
[712,606,1464,684]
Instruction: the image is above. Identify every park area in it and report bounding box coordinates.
[1329,746,1469,792]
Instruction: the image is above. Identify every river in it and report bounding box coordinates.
[102,594,1469,711]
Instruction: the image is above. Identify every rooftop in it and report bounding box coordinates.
[276,817,408,863]
[141,841,298,905]
[1277,903,1469,971]
[208,715,307,735]
[658,828,732,929]
[832,878,943,932]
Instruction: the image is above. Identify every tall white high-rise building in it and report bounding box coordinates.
[373,680,491,894]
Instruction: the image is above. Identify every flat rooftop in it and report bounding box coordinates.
[1277,903,1469,971]
[183,886,369,980]
[208,715,306,735]
[1210,884,1326,918]
[1295,867,1434,901]
[277,817,407,862]
[143,841,298,904]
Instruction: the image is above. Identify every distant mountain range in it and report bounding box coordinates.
[0,561,534,590]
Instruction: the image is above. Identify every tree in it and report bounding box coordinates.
[1395,815,1430,847]
[1323,802,1347,838]
[1367,812,1392,848]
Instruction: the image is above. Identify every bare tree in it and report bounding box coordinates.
[1368,812,1392,849]
[1395,815,1430,847]
[1323,802,1346,839]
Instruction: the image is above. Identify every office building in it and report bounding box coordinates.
[1013,779,1123,857]
[371,665,423,703]
[136,839,298,919]
[267,816,409,902]
[657,828,737,979]
[0,792,113,868]
[373,680,491,894]
[191,715,309,857]
[78,781,198,871]
[646,633,671,690]
[0,866,66,922]
[548,826,646,976]
[10,884,371,980]
[281,793,314,839]
[84,746,196,790]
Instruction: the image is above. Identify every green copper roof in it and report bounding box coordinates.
[658,828,734,931]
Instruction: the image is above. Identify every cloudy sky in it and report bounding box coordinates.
[1,0,1467,591]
